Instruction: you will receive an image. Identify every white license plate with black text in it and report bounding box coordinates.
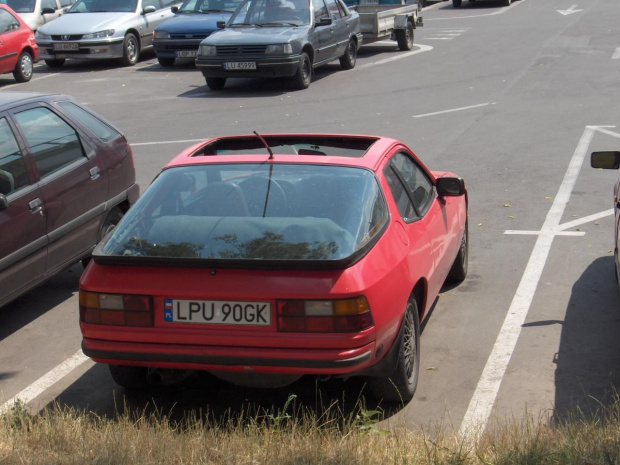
[176,50,197,58]
[224,61,257,70]
[164,299,270,325]
[53,43,79,51]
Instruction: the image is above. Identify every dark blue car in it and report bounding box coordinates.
[153,0,243,67]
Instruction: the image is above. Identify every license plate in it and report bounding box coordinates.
[164,299,271,326]
[176,50,197,58]
[52,43,79,51]
[224,61,257,70]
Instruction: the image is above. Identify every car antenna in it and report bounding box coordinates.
[253,131,274,159]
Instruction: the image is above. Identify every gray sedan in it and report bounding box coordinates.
[35,0,182,67]
[195,0,362,90]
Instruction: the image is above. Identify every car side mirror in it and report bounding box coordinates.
[171,5,179,13]
[0,194,8,211]
[143,5,157,14]
[41,7,55,14]
[217,20,226,28]
[316,17,332,26]
[591,151,620,170]
[436,176,465,197]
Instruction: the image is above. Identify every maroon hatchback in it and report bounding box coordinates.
[0,92,139,308]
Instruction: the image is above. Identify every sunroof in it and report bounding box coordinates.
[193,135,379,158]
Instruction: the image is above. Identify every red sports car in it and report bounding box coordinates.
[0,4,38,83]
[79,133,468,402]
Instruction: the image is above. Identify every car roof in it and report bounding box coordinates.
[0,92,64,109]
[164,133,407,172]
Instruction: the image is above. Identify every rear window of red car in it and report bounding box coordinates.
[100,163,388,263]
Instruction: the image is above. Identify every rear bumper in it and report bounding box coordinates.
[196,55,301,79]
[82,337,375,375]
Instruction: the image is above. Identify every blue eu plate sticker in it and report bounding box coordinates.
[164,299,173,322]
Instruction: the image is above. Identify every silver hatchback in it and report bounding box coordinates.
[35,0,182,67]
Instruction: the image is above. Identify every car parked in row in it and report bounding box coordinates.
[34,0,182,68]
[0,4,38,82]
[79,132,468,402]
[591,150,620,289]
[1,0,75,31]
[195,0,362,90]
[153,0,243,67]
[0,92,139,309]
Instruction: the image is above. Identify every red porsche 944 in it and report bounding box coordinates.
[79,133,468,402]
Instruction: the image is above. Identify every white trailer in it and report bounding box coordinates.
[347,0,423,51]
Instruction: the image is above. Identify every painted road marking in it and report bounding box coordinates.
[357,44,433,70]
[459,125,620,440]
[612,47,620,60]
[413,102,495,118]
[0,350,90,414]
[557,4,583,15]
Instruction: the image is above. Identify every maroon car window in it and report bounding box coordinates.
[102,164,387,261]
[13,107,86,179]
[57,102,121,142]
[0,118,28,196]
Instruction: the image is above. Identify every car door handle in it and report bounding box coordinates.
[29,198,43,214]
[90,166,101,180]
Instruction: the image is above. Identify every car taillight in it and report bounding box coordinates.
[79,290,153,327]
[277,297,373,333]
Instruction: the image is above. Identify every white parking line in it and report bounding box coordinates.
[612,47,620,60]
[0,350,90,414]
[357,44,433,69]
[459,125,614,440]
[412,102,495,118]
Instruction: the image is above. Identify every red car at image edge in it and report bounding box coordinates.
[79,133,468,402]
[0,4,38,83]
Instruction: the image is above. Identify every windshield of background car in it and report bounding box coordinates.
[4,0,35,13]
[68,0,137,13]
[101,163,388,262]
[179,0,240,13]
[229,0,310,26]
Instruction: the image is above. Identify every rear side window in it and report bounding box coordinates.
[13,107,85,179]
[58,102,120,142]
[0,118,28,196]
[0,8,20,33]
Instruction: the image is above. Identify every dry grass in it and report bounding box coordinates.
[1,396,620,465]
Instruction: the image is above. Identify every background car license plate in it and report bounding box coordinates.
[176,51,197,58]
[164,299,270,325]
[224,62,257,70]
[53,43,79,51]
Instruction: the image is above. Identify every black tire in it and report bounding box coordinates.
[339,39,357,70]
[13,51,33,83]
[418,0,426,8]
[368,298,420,403]
[447,219,468,283]
[83,207,124,268]
[120,33,139,66]
[109,365,150,390]
[206,77,226,90]
[396,21,414,51]
[44,58,65,68]
[453,0,462,6]
[157,56,175,67]
[291,52,311,90]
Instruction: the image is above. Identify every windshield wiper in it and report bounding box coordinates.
[200,9,232,13]
[230,23,263,27]
[261,22,299,26]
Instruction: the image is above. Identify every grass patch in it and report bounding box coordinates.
[1,396,620,464]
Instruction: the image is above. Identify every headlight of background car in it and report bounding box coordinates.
[153,30,170,39]
[199,45,216,56]
[82,29,115,40]
[265,44,293,55]
[35,31,51,40]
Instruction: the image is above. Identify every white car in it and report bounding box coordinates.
[1,0,75,31]
[35,0,181,67]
